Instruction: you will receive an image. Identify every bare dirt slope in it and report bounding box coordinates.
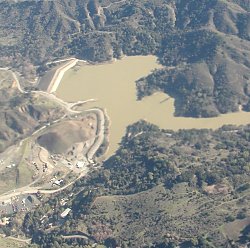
[37,118,96,154]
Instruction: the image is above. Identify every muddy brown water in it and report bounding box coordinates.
[56,56,250,157]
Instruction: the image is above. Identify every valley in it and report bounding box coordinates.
[0,0,250,247]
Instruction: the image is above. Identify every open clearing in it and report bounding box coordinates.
[222,217,250,241]
[0,236,25,248]
[37,116,96,154]
[84,183,250,246]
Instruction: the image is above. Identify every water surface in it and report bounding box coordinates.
[56,56,250,157]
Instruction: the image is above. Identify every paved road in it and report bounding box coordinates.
[62,234,88,240]
[0,68,25,93]
[102,0,126,9]
[11,71,26,93]
[33,90,81,114]
[0,107,105,202]
[0,169,88,202]
[0,58,107,205]
[69,99,97,109]
[61,232,95,241]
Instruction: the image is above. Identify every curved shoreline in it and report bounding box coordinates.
[36,56,113,159]
[85,108,106,161]
[26,55,250,166]
[0,59,111,206]
[38,56,120,93]
[54,55,250,157]
[1,55,250,214]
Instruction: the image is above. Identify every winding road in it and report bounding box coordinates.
[0,169,89,202]
[102,0,126,9]
[0,56,108,215]
[0,67,25,93]
[0,104,106,202]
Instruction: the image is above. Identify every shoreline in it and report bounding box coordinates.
[39,55,250,156]
[99,107,112,161]
[36,56,117,162]
[85,108,106,162]
[38,56,120,93]
[32,55,113,165]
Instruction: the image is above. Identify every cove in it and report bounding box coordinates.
[56,56,250,157]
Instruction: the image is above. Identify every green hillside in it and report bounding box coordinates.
[18,121,250,247]
[0,0,250,117]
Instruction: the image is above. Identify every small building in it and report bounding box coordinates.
[60,208,71,218]
[76,158,88,168]
[76,161,85,168]
[60,198,68,206]
[53,179,63,186]
[0,217,10,226]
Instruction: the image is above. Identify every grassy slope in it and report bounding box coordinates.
[21,122,250,247]
[85,184,250,246]
[0,237,26,248]
[16,139,33,188]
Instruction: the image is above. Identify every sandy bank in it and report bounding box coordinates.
[85,108,106,161]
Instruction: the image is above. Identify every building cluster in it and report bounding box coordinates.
[0,195,39,216]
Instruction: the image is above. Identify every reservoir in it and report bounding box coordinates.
[56,56,250,157]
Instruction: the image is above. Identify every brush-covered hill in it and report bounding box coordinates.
[0,71,66,152]
[1,0,250,117]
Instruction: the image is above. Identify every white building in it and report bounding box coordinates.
[60,208,71,218]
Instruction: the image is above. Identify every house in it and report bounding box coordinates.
[0,217,10,226]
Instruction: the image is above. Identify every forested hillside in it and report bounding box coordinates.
[10,121,250,247]
[1,0,250,117]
